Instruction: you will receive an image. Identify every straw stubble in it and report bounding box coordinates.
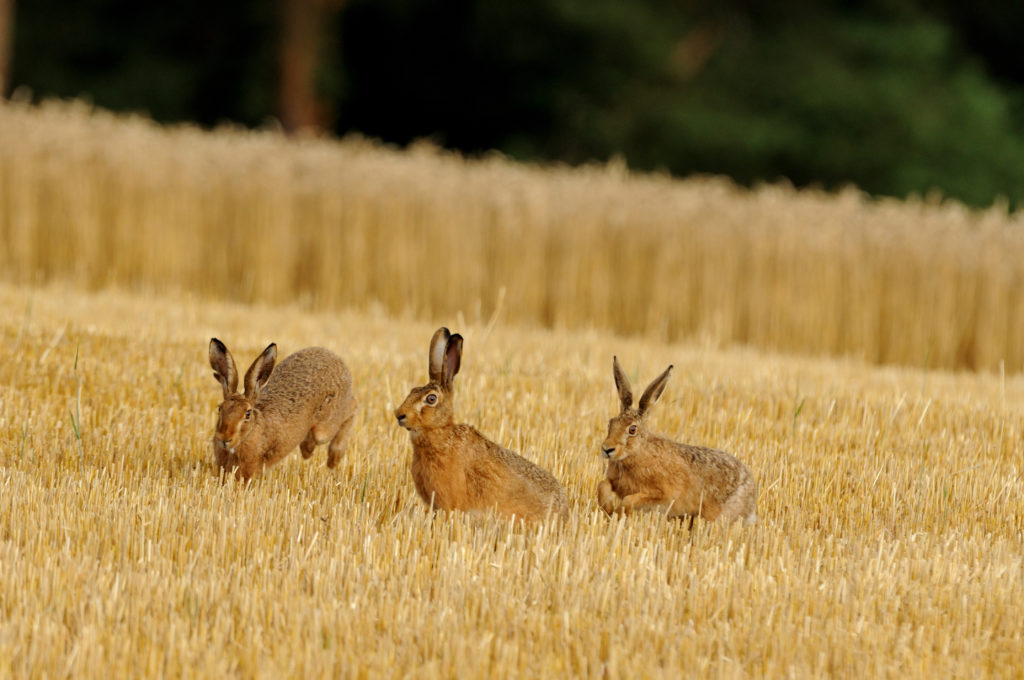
[0,283,1021,678]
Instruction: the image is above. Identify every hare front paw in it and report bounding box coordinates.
[597,479,624,515]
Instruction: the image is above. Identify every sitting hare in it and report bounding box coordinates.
[209,338,357,481]
[394,327,568,522]
[598,356,756,524]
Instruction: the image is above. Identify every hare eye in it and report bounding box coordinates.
[244,409,252,419]
[627,425,637,436]
[424,393,438,405]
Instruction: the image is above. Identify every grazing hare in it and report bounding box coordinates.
[208,338,357,481]
[394,327,569,522]
[597,357,756,525]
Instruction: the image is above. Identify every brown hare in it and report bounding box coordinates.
[394,327,569,522]
[208,338,357,481]
[597,356,757,525]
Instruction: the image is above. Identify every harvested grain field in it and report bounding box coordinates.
[1,101,1022,677]
[1,282,1021,678]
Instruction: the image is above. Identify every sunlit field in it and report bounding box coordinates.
[1,282,1021,678]
[2,100,1024,372]
[1,101,1023,677]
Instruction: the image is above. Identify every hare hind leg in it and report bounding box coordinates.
[305,394,357,464]
[326,403,356,469]
[300,430,319,459]
[301,418,340,460]
[302,419,341,461]
[719,477,758,525]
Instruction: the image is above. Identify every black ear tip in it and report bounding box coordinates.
[446,333,464,352]
[210,338,226,351]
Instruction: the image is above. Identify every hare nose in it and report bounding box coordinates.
[395,413,406,425]
[601,446,615,458]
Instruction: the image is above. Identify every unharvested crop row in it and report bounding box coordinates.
[2,101,1023,372]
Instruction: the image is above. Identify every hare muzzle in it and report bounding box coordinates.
[601,445,616,459]
[395,405,414,429]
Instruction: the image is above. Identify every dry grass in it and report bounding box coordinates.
[1,282,1022,678]
[2,100,1024,372]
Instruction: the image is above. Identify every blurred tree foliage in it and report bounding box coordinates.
[12,0,278,124]
[10,0,1024,207]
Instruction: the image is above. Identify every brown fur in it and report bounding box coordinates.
[394,328,569,522]
[209,339,357,481]
[597,357,757,524]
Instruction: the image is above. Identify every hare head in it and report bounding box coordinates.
[395,327,463,433]
[209,338,277,455]
[601,356,673,461]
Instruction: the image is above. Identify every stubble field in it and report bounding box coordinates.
[1,283,1022,678]
[0,101,1022,678]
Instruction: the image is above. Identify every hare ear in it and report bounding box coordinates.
[442,333,463,390]
[612,356,633,411]
[638,365,673,415]
[209,338,238,398]
[243,343,277,400]
[428,327,451,383]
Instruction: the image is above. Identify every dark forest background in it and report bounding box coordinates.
[4,0,1024,207]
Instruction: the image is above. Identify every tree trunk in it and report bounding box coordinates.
[279,0,332,133]
[0,0,13,98]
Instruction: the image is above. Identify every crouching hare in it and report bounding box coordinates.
[394,327,569,522]
[208,338,357,481]
[597,357,757,525]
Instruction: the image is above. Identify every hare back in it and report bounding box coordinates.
[612,438,754,519]
[674,441,754,495]
[257,347,354,423]
[482,435,569,519]
[412,424,568,521]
